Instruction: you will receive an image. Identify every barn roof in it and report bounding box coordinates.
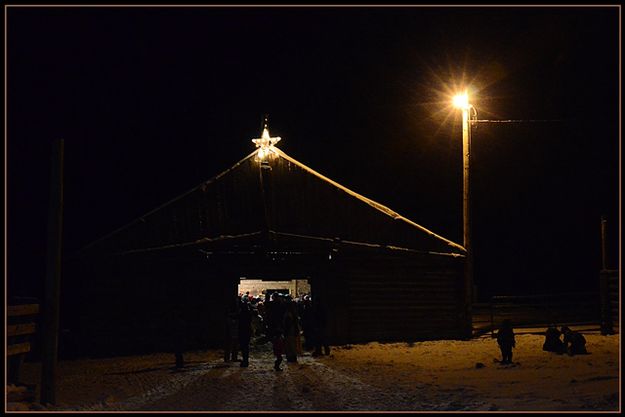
[80,146,466,259]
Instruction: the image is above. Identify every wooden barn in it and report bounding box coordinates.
[67,128,469,357]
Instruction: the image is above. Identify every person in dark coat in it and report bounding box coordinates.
[283,300,301,363]
[224,296,240,362]
[312,296,330,357]
[562,326,588,355]
[543,325,565,354]
[266,293,287,371]
[170,306,186,369]
[238,301,253,367]
[301,297,315,351]
[496,319,516,364]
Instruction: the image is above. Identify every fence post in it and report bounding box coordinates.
[600,271,614,335]
[599,216,614,336]
[490,297,494,338]
[601,216,607,271]
[41,139,64,405]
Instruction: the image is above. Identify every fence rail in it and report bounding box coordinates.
[7,301,40,406]
[472,291,602,337]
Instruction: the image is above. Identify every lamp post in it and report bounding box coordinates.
[453,92,474,338]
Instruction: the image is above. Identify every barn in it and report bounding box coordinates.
[67,127,469,357]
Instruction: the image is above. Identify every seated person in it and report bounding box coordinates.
[561,326,588,355]
[542,325,565,354]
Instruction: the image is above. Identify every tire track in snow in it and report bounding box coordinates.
[64,360,227,411]
[56,348,491,411]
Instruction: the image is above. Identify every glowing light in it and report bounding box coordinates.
[453,92,470,109]
[252,122,281,161]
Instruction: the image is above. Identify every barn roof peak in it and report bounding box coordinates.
[252,115,281,161]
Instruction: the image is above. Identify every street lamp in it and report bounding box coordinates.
[453,91,475,337]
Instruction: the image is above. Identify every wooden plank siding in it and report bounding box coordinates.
[340,253,464,343]
[490,292,601,331]
[7,323,37,337]
[74,254,236,357]
[8,342,31,356]
[7,304,39,356]
[8,304,40,317]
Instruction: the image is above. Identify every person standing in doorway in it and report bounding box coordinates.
[238,301,253,367]
[301,296,315,351]
[224,296,240,362]
[283,300,301,363]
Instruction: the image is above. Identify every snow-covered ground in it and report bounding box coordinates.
[13,329,620,412]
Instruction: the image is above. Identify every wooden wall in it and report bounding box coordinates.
[68,247,465,358]
[323,251,466,345]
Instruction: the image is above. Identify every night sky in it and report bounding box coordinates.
[7,6,619,302]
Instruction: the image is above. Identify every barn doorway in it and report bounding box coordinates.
[234,277,315,354]
[237,277,312,301]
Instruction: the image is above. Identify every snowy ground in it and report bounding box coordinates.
[14,328,620,412]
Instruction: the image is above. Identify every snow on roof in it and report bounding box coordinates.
[275,147,465,253]
[80,148,465,256]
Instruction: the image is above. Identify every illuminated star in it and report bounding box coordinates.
[252,118,281,160]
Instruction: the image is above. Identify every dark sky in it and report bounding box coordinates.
[7,6,620,301]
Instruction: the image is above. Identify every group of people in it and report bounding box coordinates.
[496,319,588,364]
[543,324,588,355]
[224,291,331,371]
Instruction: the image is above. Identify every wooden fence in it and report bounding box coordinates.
[7,302,40,404]
[472,292,602,337]
[600,269,619,334]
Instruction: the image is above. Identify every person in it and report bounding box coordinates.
[301,296,315,351]
[562,326,588,355]
[238,301,253,367]
[170,306,186,369]
[496,319,516,364]
[542,325,565,354]
[224,296,240,362]
[250,303,264,337]
[266,293,287,371]
[267,293,287,335]
[272,325,285,371]
[312,296,330,357]
[283,300,301,363]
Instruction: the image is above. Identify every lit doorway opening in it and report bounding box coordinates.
[237,277,311,301]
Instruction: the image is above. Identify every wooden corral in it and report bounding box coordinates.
[68,148,467,357]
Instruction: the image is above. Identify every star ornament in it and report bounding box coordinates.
[252,126,281,161]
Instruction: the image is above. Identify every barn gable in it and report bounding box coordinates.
[81,148,465,259]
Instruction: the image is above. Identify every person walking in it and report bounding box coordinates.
[272,326,285,371]
[283,300,301,363]
[266,293,287,371]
